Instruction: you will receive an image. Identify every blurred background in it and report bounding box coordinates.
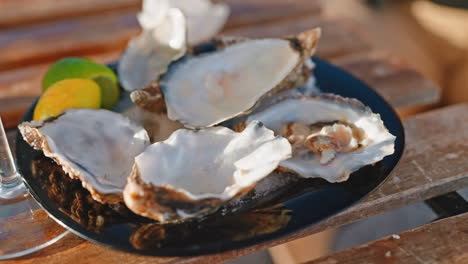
[1,0,467,263]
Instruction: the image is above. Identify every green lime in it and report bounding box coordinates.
[42,57,120,109]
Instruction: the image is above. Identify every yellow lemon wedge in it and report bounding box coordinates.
[33,79,101,121]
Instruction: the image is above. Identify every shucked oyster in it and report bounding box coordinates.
[131,28,321,129]
[119,7,187,92]
[138,0,229,45]
[19,109,150,203]
[119,0,230,92]
[167,0,230,45]
[237,94,396,183]
[123,121,292,223]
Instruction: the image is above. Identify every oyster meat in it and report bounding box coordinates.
[240,94,396,183]
[123,121,292,223]
[19,109,150,203]
[131,28,321,128]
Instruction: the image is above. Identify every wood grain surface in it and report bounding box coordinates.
[308,212,468,264]
[0,0,322,29]
[0,10,139,71]
[0,0,139,28]
[0,0,321,71]
[225,17,373,59]
[332,52,440,111]
[3,104,467,264]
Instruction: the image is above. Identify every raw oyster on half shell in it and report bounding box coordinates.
[19,109,150,203]
[123,121,292,223]
[131,28,321,129]
[237,94,396,183]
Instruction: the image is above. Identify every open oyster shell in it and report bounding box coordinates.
[119,0,230,92]
[19,109,150,203]
[138,0,229,45]
[131,28,321,129]
[169,0,230,45]
[119,7,187,92]
[123,121,292,223]
[237,94,396,183]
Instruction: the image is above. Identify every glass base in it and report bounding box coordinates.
[0,192,69,260]
[0,176,27,200]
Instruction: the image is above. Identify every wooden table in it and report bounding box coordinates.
[2,0,466,263]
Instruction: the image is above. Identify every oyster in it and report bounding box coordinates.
[119,7,187,92]
[19,109,150,203]
[131,28,321,129]
[138,0,229,45]
[169,0,230,45]
[119,0,230,92]
[238,94,396,183]
[123,121,292,223]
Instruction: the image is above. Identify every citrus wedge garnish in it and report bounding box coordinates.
[42,58,120,109]
[34,79,101,121]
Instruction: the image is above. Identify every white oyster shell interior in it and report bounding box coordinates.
[164,39,301,128]
[246,96,396,182]
[119,0,230,92]
[170,0,230,45]
[133,121,292,200]
[119,7,187,92]
[19,109,150,202]
[139,0,230,45]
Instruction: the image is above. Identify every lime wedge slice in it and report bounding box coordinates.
[42,58,120,109]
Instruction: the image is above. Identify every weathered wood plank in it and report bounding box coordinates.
[331,52,440,111]
[0,0,321,29]
[0,97,36,129]
[225,17,373,59]
[3,104,468,264]
[224,0,322,30]
[0,0,321,71]
[308,212,468,264]
[0,10,139,72]
[0,0,140,28]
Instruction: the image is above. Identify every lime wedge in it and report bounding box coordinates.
[91,75,120,109]
[42,57,120,109]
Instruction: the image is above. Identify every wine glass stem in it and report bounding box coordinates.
[0,117,21,188]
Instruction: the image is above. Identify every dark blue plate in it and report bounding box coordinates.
[15,58,404,256]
